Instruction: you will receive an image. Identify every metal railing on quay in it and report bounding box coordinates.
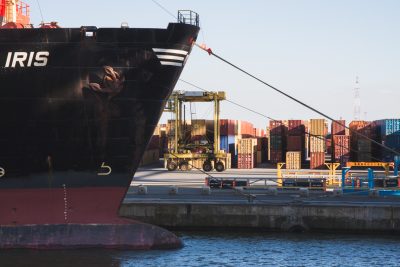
[205,176,330,191]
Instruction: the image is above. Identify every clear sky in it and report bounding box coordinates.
[30,0,400,128]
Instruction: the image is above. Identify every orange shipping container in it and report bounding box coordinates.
[332,120,346,135]
[236,120,253,136]
[310,119,326,135]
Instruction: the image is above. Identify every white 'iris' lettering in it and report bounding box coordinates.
[4,51,49,68]
[34,51,49,67]
[11,52,27,67]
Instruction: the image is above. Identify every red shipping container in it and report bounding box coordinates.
[349,121,372,136]
[220,119,236,136]
[287,135,303,151]
[332,120,346,135]
[333,135,350,161]
[270,150,283,164]
[269,120,283,135]
[310,152,325,169]
[288,120,304,136]
[237,153,255,169]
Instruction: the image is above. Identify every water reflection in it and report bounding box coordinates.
[1,232,399,267]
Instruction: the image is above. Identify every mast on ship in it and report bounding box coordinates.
[0,0,30,28]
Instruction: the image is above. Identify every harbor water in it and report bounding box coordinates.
[0,231,399,267]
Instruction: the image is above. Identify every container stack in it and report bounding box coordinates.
[269,120,286,164]
[374,119,400,161]
[285,120,305,169]
[260,137,268,163]
[219,119,236,152]
[220,119,239,167]
[331,120,350,166]
[287,120,305,151]
[303,120,310,160]
[309,119,326,169]
[349,121,373,161]
[237,138,257,169]
[252,127,266,166]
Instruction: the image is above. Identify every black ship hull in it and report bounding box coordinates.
[0,22,199,229]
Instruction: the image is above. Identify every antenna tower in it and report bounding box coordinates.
[353,76,361,120]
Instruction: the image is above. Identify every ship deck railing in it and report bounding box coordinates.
[177,10,199,27]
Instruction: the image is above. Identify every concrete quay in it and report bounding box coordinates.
[120,186,400,234]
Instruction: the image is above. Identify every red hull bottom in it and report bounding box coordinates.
[0,220,182,249]
[0,187,130,225]
[0,187,182,249]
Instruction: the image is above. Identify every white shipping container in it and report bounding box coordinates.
[286,151,301,170]
[237,138,257,154]
[310,135,325,152]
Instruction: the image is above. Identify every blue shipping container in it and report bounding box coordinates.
[375,119,400,136]
[220,135,236,154]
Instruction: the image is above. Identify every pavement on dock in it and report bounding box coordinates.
[124,185,400,207]
[127,165,400,206]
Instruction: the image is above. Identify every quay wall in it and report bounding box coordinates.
[120,202,400,233]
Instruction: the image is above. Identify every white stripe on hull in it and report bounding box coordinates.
[156,55,185,61]
[160,61,183,67]
[152,48,188,55]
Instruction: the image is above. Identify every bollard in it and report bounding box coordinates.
[137,185,148,195]
[368,168,374,189]
[169,185,178,195]
[299,188,309,197]
[332,188,343,197]
[368,189,379,198]
[266,187,278,196]
[201,185,211,195]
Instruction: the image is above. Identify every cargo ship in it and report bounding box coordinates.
[0,1,199,249]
